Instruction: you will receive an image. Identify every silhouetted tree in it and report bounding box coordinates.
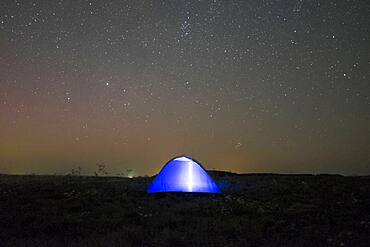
[95,163,108,176]
[71,166,82,176]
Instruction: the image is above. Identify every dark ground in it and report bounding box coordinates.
[0,172,369,247]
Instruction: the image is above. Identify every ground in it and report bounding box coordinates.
[0,172,369,246]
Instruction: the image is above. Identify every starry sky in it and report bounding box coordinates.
[1,0,369,176]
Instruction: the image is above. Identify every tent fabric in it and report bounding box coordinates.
[147,156,221,193]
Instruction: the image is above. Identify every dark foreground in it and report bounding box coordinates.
[0,173,369,247]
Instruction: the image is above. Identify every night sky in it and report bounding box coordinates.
[1,0,369,176]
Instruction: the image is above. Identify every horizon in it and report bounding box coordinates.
[2,168,370,177]
[1,155,369,177]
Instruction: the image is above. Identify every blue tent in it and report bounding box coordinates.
[147,156,221,194]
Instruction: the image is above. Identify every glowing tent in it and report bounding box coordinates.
[147,156,221,194]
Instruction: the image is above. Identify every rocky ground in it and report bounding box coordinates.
[0,172,369,246]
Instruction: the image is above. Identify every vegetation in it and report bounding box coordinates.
[0,172,369,246]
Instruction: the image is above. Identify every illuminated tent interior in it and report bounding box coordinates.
[147,156,221,194]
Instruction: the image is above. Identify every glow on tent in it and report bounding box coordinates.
[147,156,221,194]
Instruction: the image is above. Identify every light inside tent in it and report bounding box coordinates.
[187,160,193,192]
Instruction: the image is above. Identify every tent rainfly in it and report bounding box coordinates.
[147,156,221,194]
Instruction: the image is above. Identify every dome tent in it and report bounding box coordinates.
[147,156,221,194]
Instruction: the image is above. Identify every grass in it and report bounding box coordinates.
[0,173,369,246]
